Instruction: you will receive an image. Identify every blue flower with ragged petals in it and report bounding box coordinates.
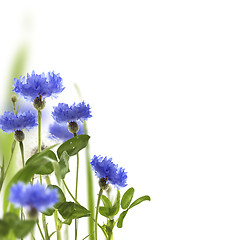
[9,182,58,212]
[90,155,127,189]
[13,71,64,101]
[0,111,37,133]
[52,102,92,123]
[49,122,84,142]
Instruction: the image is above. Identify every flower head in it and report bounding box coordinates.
[0,111,37,134]
[90,155,127,189]
[49,122,84,142]
[13,71,64,101]
[9,182,58,212]
[52,102,92,124]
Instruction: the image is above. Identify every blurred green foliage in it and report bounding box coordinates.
[0,45,28,207]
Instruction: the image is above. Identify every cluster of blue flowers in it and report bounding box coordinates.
[9,182,58,212]
[90,155,127,189]
[0,70,127,214]
[0,111,37,134]
[13,71,65,101]
[52,102,92,124]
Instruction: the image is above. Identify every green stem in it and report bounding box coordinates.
[63,179,82,240]
[42,213,49,240]
[54,210,61,240]
[31,231,36,240]
[62,179,81,205]
[0,140,16,192]
[4,140,16,176]
[46,176,61,240]
[95,188,103,240]
[19,140,25,240]
[19,141,24,167]
[73,132,80,240]
[37,109,49,240]
[83,122,95,240]
[107,232,113,240]
[38,110,42,153]
[13,102,16,114]
[37,219,45,240]
[61,182,69,240]
[74,83,95,239]
[89,217,108,239]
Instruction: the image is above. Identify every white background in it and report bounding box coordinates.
[0,1,240,239]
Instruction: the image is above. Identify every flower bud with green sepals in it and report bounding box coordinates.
[68,121,79,134]
[11,94,18,103]
[33,96,46,111]
[14,130,25,142]
[99,177,109,190]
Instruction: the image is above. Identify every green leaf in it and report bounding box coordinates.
[0,220,10,237]
[129,195,151,209]
[99,206,111,218]
[13,220,35,238]
[101,195,112,208]
[1,45,28,218]
[110,190,120,216]
[116,210,128,228]
[121,187,135,210]
[117,195,151,228]
[3,212,19,228]
[99,190,121,217]
[25,149,58,175]
[41,207,55,216]
[57,134,90,159]
[58,202,91,225]
[59,151,70,179]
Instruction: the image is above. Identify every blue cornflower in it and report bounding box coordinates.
[49,122,84,142]
[90,155,127,189]
[52,102,92,124]
[13,70,64,101]
[0,111,37,134]
[9,182,58,212]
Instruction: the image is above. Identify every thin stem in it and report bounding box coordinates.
[4,140,16,176]
[19,141,24,167]
[38,110,42,153]
[0,140,16,192]
[75,151,80,199]
[73,132,80,240]
[37,219,45,240]
[54,210,61,240]
[37,109,49,240]
[62,179,81,206]
[82,232,94,240]
[89,217,108,239]
[62,179,83,240]
[13,102,16,114]
[19,140,25,240]
[45,176,61,240]
[42,214,49,240]
[64,225,69,240]
[61,182,69,240]
[74,83,95,239]
[83,122,95,240]
[31,231,36,240]
[95,188,103,240]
